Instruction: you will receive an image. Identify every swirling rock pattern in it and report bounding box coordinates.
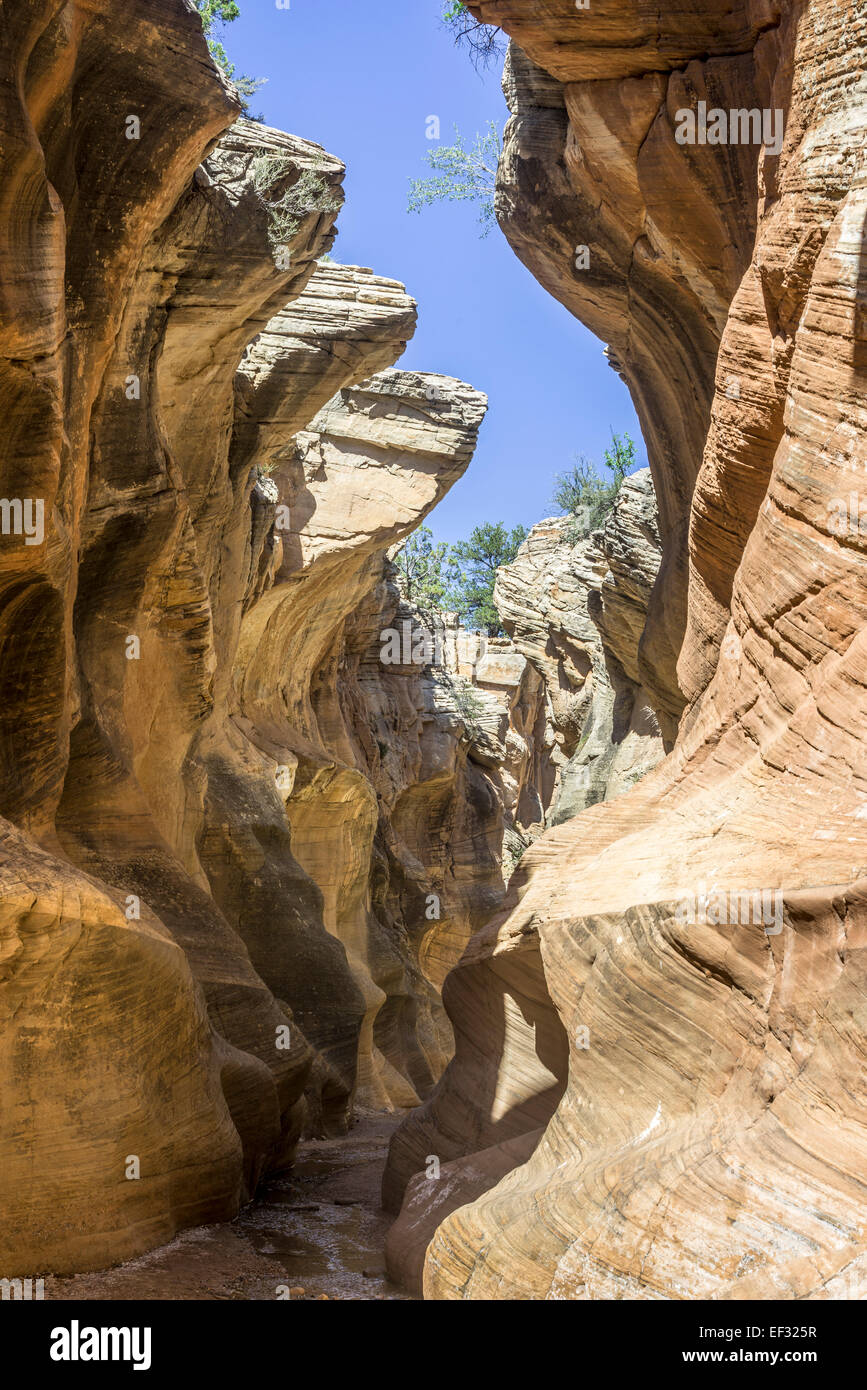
[385,0,867,1301]
[0,0,497,1274]
[225,364,492,1127]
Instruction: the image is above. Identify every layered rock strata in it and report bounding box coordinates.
[495,468,665,823]
[226,365,492,1127]
[385,0,867,1301]
[0,0,498,1276]
[392,610,551,869]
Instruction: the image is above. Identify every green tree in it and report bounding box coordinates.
[195,1,266,117]
[441,3,505,70]
[394,526,461,608]
[450,676,488,739]
[551,431,640,535]
[408,123,501,237]
[451,522,528,635]
[252,155,342,254]
[602,430,638,481]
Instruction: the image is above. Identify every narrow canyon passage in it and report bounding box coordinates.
[2,0,866,1325]
[45,1114,411,1302]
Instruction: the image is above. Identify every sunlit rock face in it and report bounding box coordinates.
[1,0,258,1278]
[225,364,494,1129]
[0,0,499,1275]
[480,0,795,738]
[495,468,665,823]
[381,473,665,1286]
[385,0,867,1300]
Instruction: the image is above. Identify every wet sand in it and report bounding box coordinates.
[46,1111,412,1302]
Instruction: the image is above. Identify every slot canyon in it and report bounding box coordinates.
[0,0,865,1312]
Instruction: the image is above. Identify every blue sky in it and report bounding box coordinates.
[217,0,645,543]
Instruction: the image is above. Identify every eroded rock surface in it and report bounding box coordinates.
[226,364,493,1128]
[495,468,664,823]
[0,1,497,1276]
[385,0,867,1301]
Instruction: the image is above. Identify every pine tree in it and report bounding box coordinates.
[451,522,528,635]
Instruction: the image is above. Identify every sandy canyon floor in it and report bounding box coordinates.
[45,1114,410,1303]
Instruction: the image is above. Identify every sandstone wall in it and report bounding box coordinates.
[385,0,867,1301]
[0,0,501,1276]
[382,475,666,1289]
[495,468,665,823]
[224,362,497,1129]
